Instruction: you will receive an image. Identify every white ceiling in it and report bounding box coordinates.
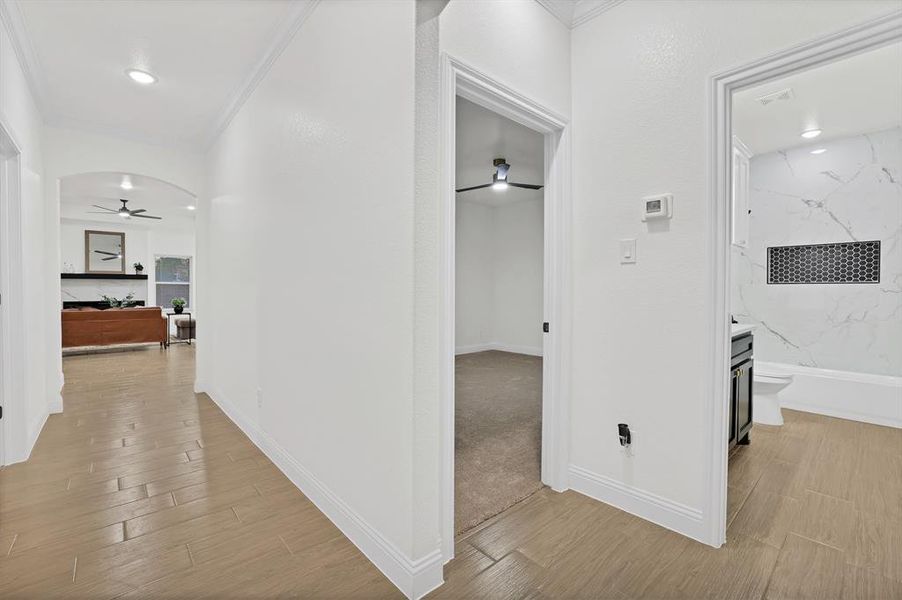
[456,97,544,207]
[61,172,196,227]
[733,42,902,155]
[6,0,315,149]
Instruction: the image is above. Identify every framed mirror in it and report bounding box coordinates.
[85,230,126,274]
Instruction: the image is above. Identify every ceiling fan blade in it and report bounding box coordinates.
[102,256,120,261]
[94,250,119,256]
[91,204,118,212]
[455,183,493,193]
[131,213,162,220]
[129,209,147,214]
[508,182,544,190]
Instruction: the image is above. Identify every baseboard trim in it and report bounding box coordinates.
[455,342,543,357]
[781,401,901,429]
[23,410,48,461]
[568,465,707,544]
[203,385,443,599]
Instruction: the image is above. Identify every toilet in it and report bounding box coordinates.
[753,369,793,426]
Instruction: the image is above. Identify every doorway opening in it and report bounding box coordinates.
[707,11,902,547]
[453,98,546,534]
[59,172,197,358]
[439,57,571,561]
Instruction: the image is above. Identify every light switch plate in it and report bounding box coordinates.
[619,239,637,264]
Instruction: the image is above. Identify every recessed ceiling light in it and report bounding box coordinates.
[801,129,822,139]
[186,205,196,211]
[126,69,157,85]
[121,177,133,190]
[810,148,827,155]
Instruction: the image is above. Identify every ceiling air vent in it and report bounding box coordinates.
[756,88,794,106]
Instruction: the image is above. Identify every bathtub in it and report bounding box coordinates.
[756,361,902,428]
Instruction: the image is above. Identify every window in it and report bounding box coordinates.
[155,256,191,309]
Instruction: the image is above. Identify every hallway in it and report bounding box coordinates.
[0,346,400,598]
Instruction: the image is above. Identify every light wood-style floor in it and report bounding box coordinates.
[2,346,899,599]
[434,411,902,599]
[0,345,401,599]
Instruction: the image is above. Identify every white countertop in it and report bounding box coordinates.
[731,323,756,338]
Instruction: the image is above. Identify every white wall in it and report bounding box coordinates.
[456,197,543,355]
[439,0,570,118]
[733,127,902,377]
[569,0,900,540]
[455,200,493,349]
[59,217,195,310]
[199,0,424,595]
[1,9,50,462]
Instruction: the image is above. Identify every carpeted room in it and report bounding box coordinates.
[454,98,545,534]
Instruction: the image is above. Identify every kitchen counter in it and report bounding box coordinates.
[731,323,756,338]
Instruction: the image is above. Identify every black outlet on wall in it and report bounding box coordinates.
[618,423,631,447]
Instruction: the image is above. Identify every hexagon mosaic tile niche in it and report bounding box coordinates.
[767,240,880,284]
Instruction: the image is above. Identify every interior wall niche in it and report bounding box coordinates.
[767,240,880,284]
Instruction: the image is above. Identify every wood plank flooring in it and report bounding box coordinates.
[434,411,902,599]
[2,345,899,598]
[0,345,401,599]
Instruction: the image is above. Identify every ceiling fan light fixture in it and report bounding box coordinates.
[126,69,157,85]
[492,181,508,191]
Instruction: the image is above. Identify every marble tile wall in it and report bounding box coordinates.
[732,127,902,376]
[61,280,148,304]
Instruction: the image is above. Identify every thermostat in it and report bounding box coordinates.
[641,193,673,221]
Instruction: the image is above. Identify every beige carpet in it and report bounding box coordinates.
[455,350,543,534]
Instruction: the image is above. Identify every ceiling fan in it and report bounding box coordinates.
[89,199,162,220]
[455,158,543,193]
[94,249,122,262]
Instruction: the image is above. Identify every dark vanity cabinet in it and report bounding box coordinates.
[729,333,754,446]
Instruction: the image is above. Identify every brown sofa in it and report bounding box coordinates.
[62,306,167,348]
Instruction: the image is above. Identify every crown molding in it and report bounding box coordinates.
[534,0,575,28]
[0,0,49,120]
[202,0,320,150]
[571,0,626,28]
[534,0,624,28]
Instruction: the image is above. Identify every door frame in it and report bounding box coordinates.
[704,10,902,546]
[0,113,26,466]
[439,54,572,561]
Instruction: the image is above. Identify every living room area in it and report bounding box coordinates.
[60,171,197,356]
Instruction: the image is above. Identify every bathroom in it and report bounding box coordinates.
[725,42,902,529]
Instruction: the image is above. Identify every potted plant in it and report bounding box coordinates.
[171,297,187,314]
[133,261,144,274]
[101,293,137,308]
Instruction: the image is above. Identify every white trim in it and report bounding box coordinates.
[533,0,625,29]
[203,0,320,149]
[757,361,902,429]
[439,54,571,562]
[203,385,443,600]
[533,0,574,28]
[569,466,707,542]
[571,0,625,28]
[0,1,49,119]
[706,10,902,548]
[0,112,31,465]
[455,342,543,357]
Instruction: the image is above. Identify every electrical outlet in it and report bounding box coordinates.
[256,387,263,408]
[620,426,636,457]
